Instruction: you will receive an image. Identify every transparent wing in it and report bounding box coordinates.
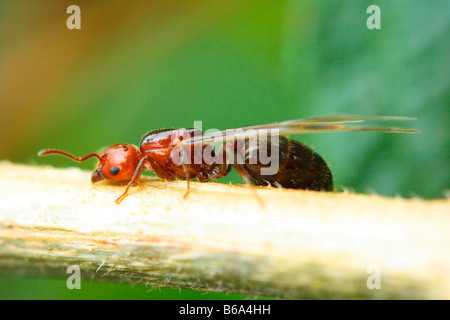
[181,115,419,146]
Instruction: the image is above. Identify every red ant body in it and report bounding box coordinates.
[38,116,418,204]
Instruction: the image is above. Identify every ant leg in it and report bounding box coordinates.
[180,145,192,199]
[231,162,265,207]
[207,143,231,180]
[183,177,191,199]
[220,142,264,207]
[146,157,174,181]
[115,155,148,204]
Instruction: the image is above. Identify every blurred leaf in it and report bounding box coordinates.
[282,0,449,198]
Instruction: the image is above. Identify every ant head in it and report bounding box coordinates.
[38,144,141,183]
[91,144,140,183]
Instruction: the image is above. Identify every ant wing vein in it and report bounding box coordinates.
[240,115,417,130]
[181,115,419,146]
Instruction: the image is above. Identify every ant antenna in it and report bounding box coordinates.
[38,149,101,162]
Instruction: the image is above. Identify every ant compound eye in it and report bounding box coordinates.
[110,166,120,176]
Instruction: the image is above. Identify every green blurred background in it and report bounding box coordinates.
[0,0,448,299]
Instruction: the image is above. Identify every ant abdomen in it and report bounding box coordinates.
[240,136,333,191]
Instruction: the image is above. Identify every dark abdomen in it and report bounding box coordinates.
[242,136,333,191]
